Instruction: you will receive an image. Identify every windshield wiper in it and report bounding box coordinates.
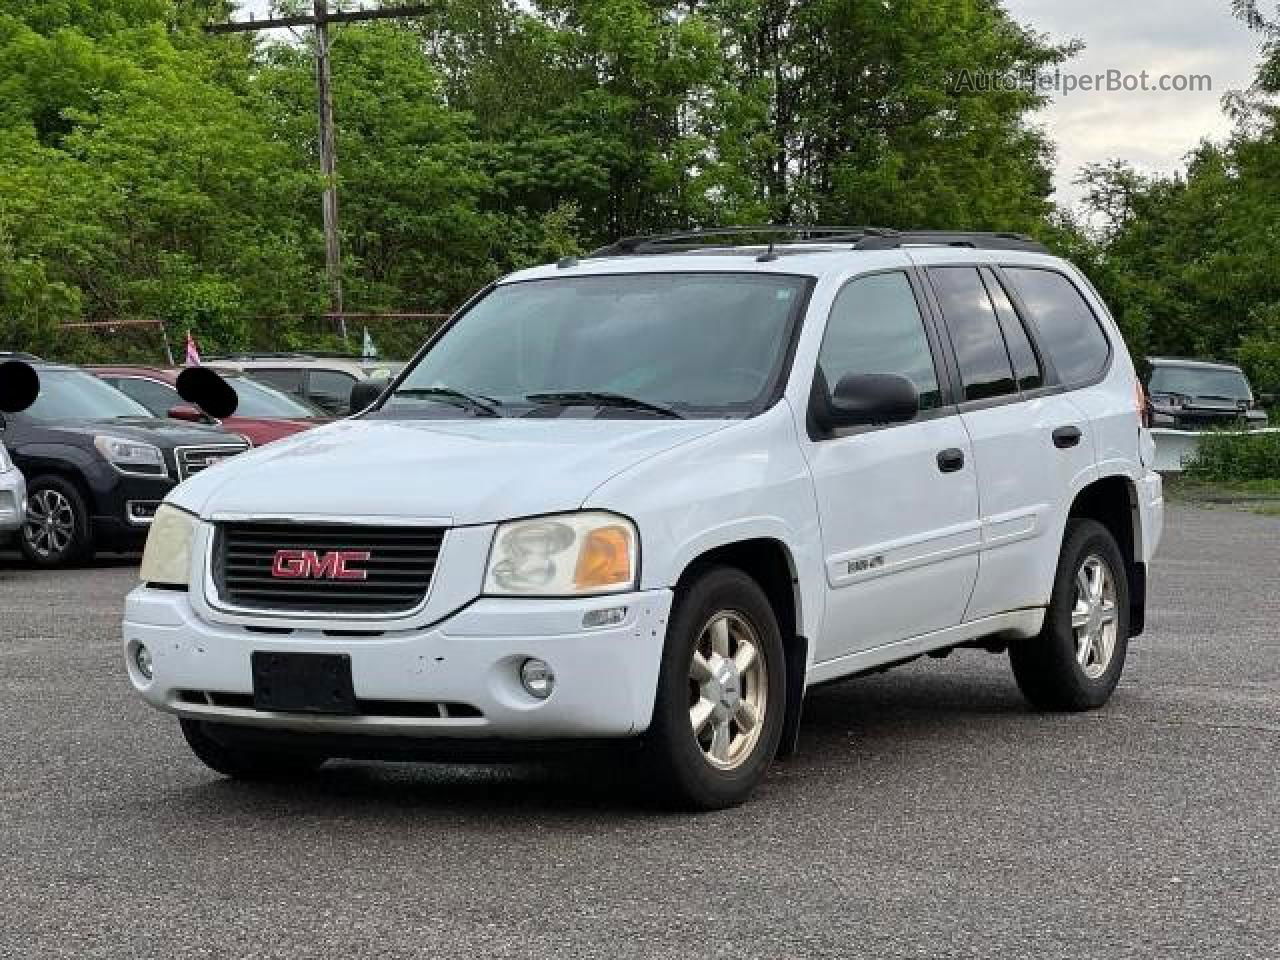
[525,391,685,419]
[393,387,504,417]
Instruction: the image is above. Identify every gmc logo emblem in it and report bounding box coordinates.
[271,549,370,581]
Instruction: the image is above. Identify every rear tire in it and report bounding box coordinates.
[1010,519,1130,711]
[20,475,94,567]
[646,566,786,811]
[180,719,327,780]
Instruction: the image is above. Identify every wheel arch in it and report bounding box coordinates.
[675,536,809,758]
[1065,473,1147,637]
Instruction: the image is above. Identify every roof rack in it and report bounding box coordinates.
[590,226,898,257]
[852,231,1050,253]
[589,226,1050,257]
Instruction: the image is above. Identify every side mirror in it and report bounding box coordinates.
[348,379,384,414]
[826,373,919,428]
[168,404,213,424]
[176,367,238,419]
[0,360,41,414]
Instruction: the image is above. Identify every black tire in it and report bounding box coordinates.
[1010,519,1130,711]
[19,475,95,567]
[179,719,327,780]
[646,566,787,811]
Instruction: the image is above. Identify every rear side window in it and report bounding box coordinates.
[251,368,305,395]
[308,370,358,413]
[981,270,1043,391]
[105,377,181,417]
[1005,268,1110,385]
[817,272,942,411]
[928,267,1016,402]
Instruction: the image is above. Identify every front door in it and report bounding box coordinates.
[801,270,981,664]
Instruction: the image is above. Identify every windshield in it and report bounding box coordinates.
[1149,366,1252,400]
[384,273,809,418]
[24,370,154,421]
[228,376,323,418]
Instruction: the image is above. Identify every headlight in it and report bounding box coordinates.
[94,436,166,476]
[484,512,638,596]
[0,444,11,472]
[139,504,198,587]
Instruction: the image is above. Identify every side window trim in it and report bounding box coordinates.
[923,265,1022,408]
[807,267,957,442]
[979,267,1048,391]
[993,264,1114,390]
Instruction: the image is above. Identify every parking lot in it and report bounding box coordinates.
[1,502,1276,959]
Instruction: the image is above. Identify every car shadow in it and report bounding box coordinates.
[160,656,1043,820]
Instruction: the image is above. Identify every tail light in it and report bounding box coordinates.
[1135,380,1151,428]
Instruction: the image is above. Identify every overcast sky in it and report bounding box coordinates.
[237,0,1264,208]
[1004,0,1262,204]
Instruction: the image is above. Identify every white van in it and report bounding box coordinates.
[123,228,1164,809]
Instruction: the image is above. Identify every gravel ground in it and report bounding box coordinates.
[1,503,1277,959]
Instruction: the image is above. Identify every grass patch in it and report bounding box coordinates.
[1182,431,1280,485]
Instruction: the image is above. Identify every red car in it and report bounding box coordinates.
[89,366,328,446]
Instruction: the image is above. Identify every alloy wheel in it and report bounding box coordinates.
[688,610,768,771]
[24,488,76,560]
[1072,554,1119,679]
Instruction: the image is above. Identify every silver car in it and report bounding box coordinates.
[0,440,25,537]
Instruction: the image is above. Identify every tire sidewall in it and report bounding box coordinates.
[649,566,787,809]
[1045,520,1131,705]
[20,475,92,568]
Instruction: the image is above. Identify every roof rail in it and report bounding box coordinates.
[590,226,898,257]
[589,226,1051,257]
[852,231,1050,253]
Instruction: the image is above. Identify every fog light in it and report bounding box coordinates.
[520,658,555,700]
[134,644,154,680]
[582,605,628,629]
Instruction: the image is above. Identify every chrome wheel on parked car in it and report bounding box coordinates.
[689,611,768,771]
[1072,555,1119,680]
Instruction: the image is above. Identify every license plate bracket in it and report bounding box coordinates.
[251,652,357,715]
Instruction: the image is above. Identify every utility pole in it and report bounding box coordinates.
[206,2,432,344]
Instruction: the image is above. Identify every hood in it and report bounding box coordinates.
[168,416,733,524]
[25,417,241,447]
[223,415,325,446]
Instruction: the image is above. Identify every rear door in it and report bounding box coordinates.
[802,270,981,663]
[924,266,1095,621]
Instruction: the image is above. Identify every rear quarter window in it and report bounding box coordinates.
[1004,268,1111,386]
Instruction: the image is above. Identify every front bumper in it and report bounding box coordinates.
[89,468,175,548]
[0,468,25,534]
[124,587,674,741]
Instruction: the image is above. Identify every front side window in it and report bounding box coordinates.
[1005,268,1110,385]
[306,371,358,413]
[816,272,941,412]
[929,267,1017,403]
[228,377,324,418]
[386,273,809,418]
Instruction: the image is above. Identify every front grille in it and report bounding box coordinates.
[213,522,445,614]
[176,444,248,481]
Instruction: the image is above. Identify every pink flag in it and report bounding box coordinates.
[184,330,201,367]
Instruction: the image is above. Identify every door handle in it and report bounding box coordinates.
[1052,426,1083,449]
[936,448,965,473]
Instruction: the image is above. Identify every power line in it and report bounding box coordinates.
[204,3,434,344]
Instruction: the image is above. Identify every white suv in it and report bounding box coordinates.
[123,228,1164,809]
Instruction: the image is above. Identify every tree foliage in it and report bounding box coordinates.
[0,0,1070,360]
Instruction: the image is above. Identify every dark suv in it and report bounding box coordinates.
[1144,357,1269,431]
[0,364,248,566]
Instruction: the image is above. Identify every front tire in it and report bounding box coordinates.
[179,719,327,780]
[20,475,94,567]
[1010,519,1130,711]
[646,567,786,810]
